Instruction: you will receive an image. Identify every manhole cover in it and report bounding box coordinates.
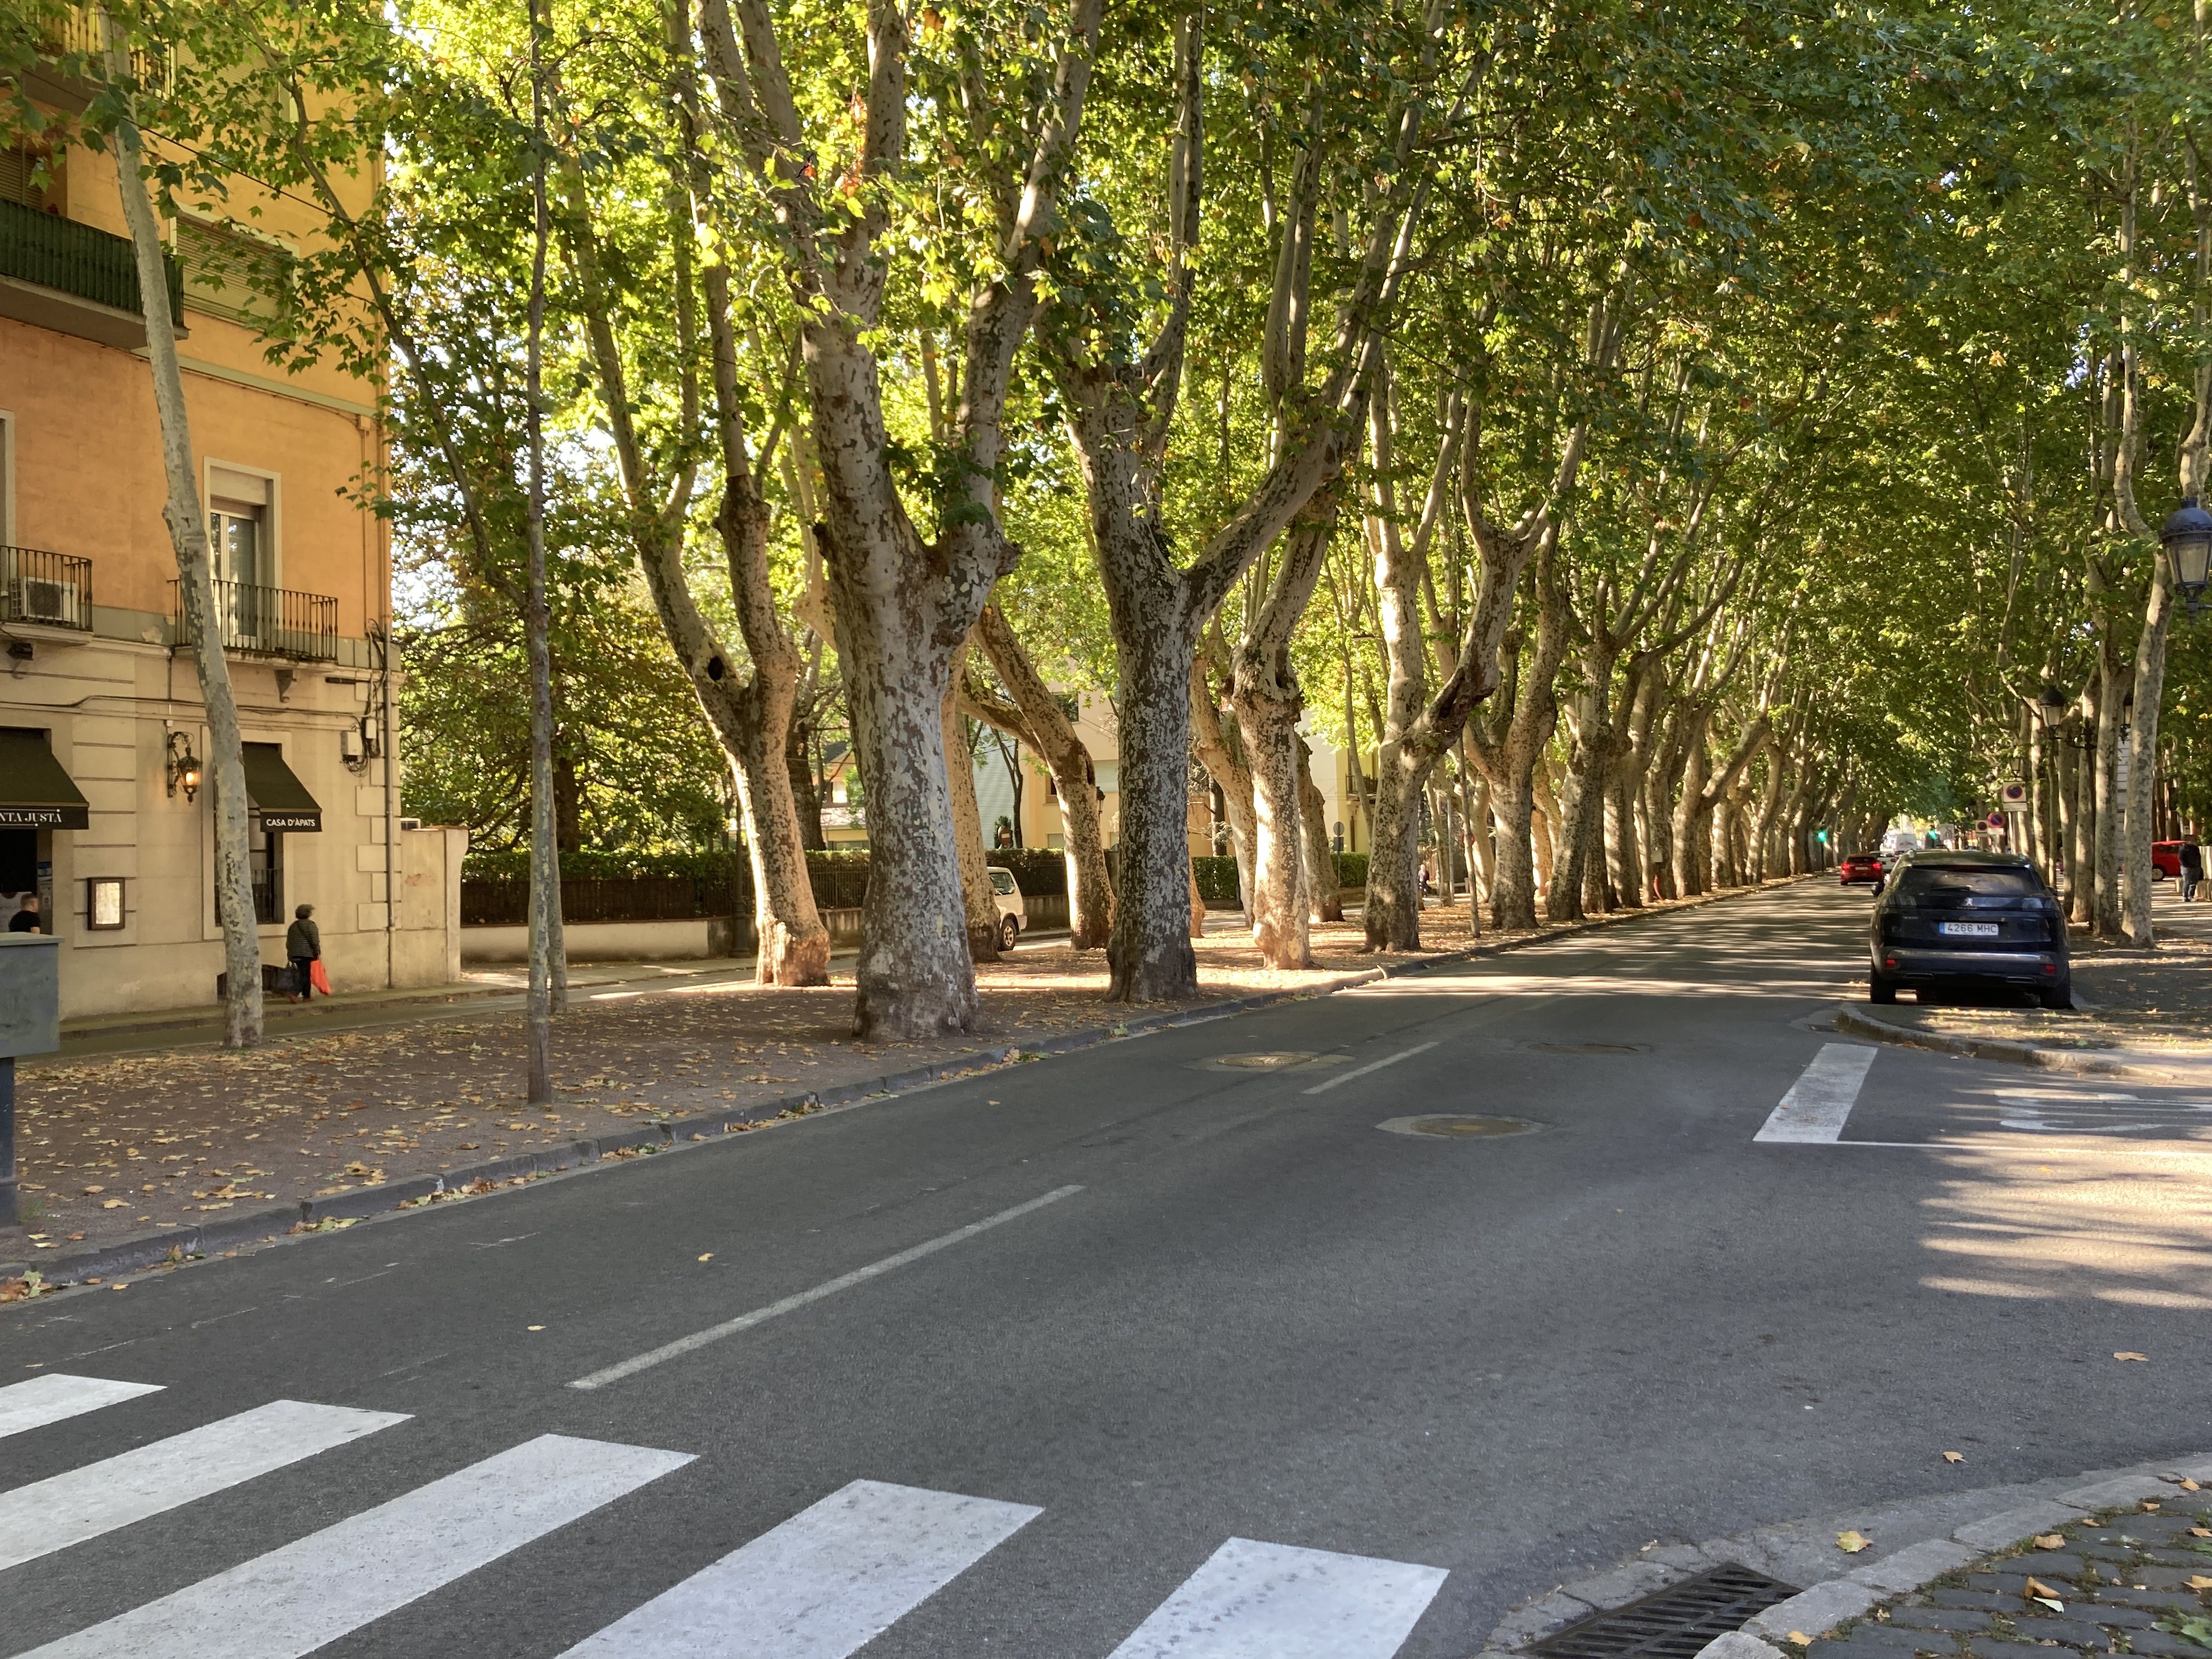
[1376,1114,1541,1139]
[1197,1051,1351,1073]
[1528,1041,1650,1054]
[1527,1565,1799,1659]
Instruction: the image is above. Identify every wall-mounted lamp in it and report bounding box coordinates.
[165,729,201,801]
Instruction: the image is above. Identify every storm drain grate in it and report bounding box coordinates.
[1527,1565,1799,1659]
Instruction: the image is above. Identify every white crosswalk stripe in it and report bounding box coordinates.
[1755,1042,1876,1142]
[558,1477,1040,1657]
[1107,1536,1449,1658]
[0,1374,162,1441]
[21,1433,694,1659]
[10,1391,1450,1658]
[0,1398,407,1573]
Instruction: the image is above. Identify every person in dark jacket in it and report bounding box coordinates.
[7,894,38,933]
[2182,840,2204,904]
[285,903,320,1002]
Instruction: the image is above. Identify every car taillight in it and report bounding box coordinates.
[1883,955,1898,969]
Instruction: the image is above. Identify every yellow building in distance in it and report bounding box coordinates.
[1,31,461,1018]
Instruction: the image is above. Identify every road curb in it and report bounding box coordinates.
[1830,1005,2192,1081]
[1480,1455,2212,1659]
[2,876,1804,1297]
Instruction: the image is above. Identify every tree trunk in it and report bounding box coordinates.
[1547,651,1616,922]
[1191,659,1257,917]
[1669,732,1711,899]
[1491,771,1539,931]
[1105,613,1206,1000]
[2092,648,2125,939]
[1298,734,1342,923]
[943,662,1002,962]
[2121,564,2176,946]
[110,95,262,1048]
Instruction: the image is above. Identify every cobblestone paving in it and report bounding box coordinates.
[1812,1487,2212,1659]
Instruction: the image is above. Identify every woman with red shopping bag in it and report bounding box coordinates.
[285,904,323,1002]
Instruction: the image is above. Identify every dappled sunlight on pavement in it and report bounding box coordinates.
[1915,1139,2212,1309]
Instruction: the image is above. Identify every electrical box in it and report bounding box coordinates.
[0,934,60,1058]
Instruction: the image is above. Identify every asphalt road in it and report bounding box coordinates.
[4,879,2206,1658]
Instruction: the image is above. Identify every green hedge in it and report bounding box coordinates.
[1190,853,1368,906]
[986,848,1068,895]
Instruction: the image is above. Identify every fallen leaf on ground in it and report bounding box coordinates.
[2191,1528,2212,1539]
[1942,1451,1965,1464]
[81,1184,103,1195]
[2115,1351,2151,1362]
[1785,1635,1812,1647]
[2186,1577,2212,1592]
[2034,1534,2067,1549]
[100,1200,126,1210]
[527,1324,544,1331]
[697,1253,713,1262]
[2181,1479,2204,1493]
[2025,1578,2062,1602]
[1837,1530,1871,1554]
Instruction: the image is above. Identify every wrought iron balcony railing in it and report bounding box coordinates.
[0,545,92,630]
[170,578,338,663]
[32,8,171,93]
[0,198,183,320]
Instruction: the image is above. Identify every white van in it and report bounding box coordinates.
[988,867,1025,952]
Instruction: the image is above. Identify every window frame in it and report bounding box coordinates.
[85,875,125,930]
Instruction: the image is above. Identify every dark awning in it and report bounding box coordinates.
[243,742,321,832]
[0,729,89,830]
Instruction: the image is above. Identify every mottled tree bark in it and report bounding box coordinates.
[1297,734,1341,923]
[699,0,1102,1033]
[112,94,262,1047]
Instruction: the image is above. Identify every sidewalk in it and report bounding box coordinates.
[1837,890,2212,1082]
[3,884,1780,1267]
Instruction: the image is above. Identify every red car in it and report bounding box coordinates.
[2153,841,2184,879]
[1840,853,1885,887]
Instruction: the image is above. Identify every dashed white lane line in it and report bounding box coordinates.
[1755,1043,1877,1143]
[24,1434,692,1659]
[0,1374,162,1441]
[0,1400,407,1573]
[1303,1043,1438,1096]
[1107,1536,1448,1658]
[557,1479,1039,1657]
[568,1185,1085,1390]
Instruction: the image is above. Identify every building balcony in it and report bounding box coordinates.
[21,9,171,109]
[171,578,339,663]
[0,198,185,348]
[0,545,93,631]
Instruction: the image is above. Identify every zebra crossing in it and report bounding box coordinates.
[0,1371,1451,1657]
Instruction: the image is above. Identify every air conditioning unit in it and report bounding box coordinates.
[10,577,77,623]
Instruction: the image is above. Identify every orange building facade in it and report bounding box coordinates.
[1,48,461,1018]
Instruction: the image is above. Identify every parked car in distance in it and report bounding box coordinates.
[1868,850,2069,1008]
[2152,840,2184,880]
[1840,853,1885,887]
[988,866,1026,952]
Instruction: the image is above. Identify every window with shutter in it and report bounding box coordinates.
[0,149,42,207]
[175,215,291,323]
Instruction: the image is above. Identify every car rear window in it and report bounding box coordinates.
[1897,867,2039,899]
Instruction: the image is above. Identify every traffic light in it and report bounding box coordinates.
[1815,830,1829,843]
